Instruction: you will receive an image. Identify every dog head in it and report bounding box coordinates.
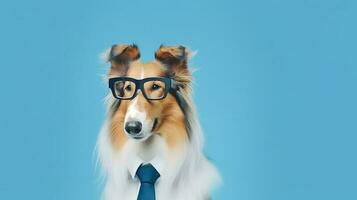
[106,44,192,149]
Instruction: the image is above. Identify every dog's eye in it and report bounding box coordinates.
[125,85,132,91]
[151,84,160,91]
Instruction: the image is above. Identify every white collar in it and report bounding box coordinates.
[127,155,165,180]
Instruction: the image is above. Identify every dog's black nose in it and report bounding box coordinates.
[125,121,142,135]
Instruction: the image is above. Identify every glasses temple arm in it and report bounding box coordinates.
[171,79,181,90]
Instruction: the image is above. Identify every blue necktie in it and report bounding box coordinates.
[136,164,160,200]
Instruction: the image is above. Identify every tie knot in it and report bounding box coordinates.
[136,164,160,184]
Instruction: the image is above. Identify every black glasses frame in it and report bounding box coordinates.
[108,76,175,100]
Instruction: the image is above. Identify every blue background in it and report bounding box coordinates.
[0,0,356,199]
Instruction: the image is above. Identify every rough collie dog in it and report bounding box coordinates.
[97,44,220,200]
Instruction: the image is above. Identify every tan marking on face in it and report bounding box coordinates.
[155,93,188,147]
[110,100,128,149]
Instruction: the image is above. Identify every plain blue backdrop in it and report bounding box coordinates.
[0,0,356,199]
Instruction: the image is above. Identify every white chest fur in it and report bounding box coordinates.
[98,123,220,200]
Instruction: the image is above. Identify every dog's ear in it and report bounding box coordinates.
[107,44,140,76]
[155,45,190,75]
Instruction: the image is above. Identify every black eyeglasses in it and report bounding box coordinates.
[109,77,176,100]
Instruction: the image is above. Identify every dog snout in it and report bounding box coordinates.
[125,121,142,135]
